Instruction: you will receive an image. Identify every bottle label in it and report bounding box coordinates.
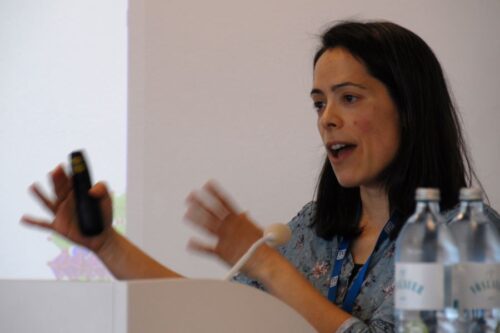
[395,263,444,310]
[454,263,500,309]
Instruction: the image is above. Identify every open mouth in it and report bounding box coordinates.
[330,143,356,159]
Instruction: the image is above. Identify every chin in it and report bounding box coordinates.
[334,176,361,188]
[336,175,386,190]
[332,166,380,189]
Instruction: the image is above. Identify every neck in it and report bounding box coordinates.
[359,185,390,234]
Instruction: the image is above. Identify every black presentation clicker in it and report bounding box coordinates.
[70,151,104,236]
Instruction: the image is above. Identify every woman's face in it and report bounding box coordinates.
[311,47,400,188]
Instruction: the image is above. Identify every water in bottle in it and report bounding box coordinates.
[395,188,460,333]
[449,187,500,333]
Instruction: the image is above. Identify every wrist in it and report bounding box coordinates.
[244,244,284,283]
[94,227,119,259]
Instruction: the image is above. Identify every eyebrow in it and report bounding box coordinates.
[310,82,367,95]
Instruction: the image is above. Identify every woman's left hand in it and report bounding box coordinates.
[184,181,266,277]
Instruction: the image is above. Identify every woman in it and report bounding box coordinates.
[22,21,496,332]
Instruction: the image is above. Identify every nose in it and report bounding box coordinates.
[318,102,343,129]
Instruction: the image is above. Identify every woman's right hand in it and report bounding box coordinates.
[21,164,115,253]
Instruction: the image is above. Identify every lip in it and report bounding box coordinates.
[325,140,357,165]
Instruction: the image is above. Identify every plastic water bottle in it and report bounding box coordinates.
[449,187,500,333]
[395,188,460,332]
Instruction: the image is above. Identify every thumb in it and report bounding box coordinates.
[89,182,113,224]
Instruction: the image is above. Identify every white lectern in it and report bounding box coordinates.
[0,279,316,332]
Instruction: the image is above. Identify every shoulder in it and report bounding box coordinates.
[282,201,335,260]
[273,201,319,252]
[290,201,317,225]
[286,201,316,230]
[278,202,318,252]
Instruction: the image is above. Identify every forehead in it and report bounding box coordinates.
[313,48,371,86]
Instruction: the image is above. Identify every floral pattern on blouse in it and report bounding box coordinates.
[234,201,500,333]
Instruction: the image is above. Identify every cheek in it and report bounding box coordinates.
[354,117,399,156]
[353,119,373,134]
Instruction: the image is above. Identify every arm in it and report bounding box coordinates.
[185,182,353,332]
[254,246,353,332]
[231,204,397,333]
[95,228,182,279]
[256,247,395,333]
[22,164,182,280]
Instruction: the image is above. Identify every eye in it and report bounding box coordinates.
[313,101,326,113]
[342,94,358,104]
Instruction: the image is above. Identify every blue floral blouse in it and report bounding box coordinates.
[234,201,500,333]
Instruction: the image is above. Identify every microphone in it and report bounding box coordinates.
[224,223,291,281]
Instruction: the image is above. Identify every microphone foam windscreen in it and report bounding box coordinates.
[263,223,292,247]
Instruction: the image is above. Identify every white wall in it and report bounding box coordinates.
[127,0,500,278]
[0,0,127,278]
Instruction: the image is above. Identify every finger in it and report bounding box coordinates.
[184,202,221,234]
[191,188,230,221]
[187,238,216,255]
[89,182,110,198]
[203,180,242,214]
[186,191,222,221]
[29,183,57,213]
[90,182,113,224]
[51,164,72,200]
[20,215,54,231]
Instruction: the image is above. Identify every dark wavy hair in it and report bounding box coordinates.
[311,21,476,239]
